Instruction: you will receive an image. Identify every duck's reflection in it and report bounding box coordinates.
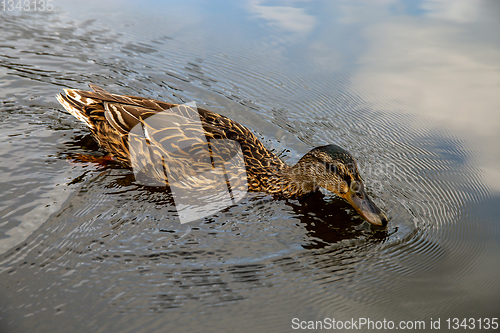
[61,133,388,250]
[288,191,389,250]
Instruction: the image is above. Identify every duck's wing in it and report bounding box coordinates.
[57,85,175,128]
[57,85,167,163]
[57,84,286,187]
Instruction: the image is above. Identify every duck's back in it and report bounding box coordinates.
[56,85,286,192]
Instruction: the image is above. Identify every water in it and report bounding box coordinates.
[1,1,499,332]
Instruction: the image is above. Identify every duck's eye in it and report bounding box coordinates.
[327,163,338,173]
[350,181,363,198]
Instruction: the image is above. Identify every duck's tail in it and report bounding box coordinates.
[56,84,110,129]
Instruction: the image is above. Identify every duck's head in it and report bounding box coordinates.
[294,144,388,227]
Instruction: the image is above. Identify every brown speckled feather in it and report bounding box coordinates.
[56,84,303,196]
[57,84,390,226]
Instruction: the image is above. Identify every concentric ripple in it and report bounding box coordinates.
[1,2,499,332]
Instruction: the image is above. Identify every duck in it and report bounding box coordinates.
[56,84,388,226]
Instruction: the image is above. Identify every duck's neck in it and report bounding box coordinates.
[261,158,320,198]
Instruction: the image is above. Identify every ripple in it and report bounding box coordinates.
[1,2,499,331]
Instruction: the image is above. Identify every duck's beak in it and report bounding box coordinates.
[342,186,388,227]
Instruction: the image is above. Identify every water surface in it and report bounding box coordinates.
[1,1,499,332]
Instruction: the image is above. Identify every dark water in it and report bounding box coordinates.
[1,1,499,332]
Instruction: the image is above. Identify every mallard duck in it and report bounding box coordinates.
[56,84,388,226]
